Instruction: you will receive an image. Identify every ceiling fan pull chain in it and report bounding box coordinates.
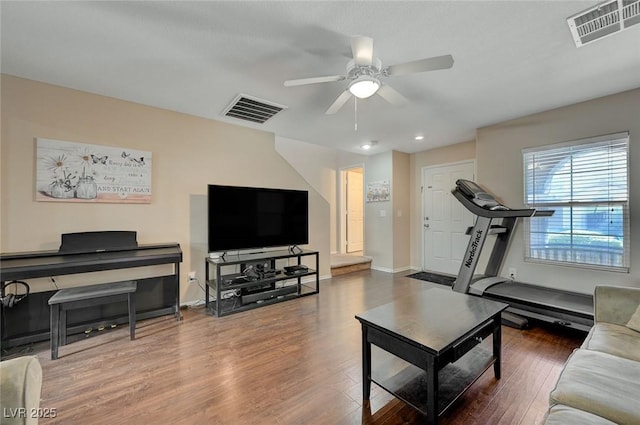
[354,97,358,131]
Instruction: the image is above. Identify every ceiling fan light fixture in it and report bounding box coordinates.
[349,76,380,99]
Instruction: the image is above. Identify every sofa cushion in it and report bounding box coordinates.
[626,303,640,332]
[581,322,640,362]
[545,405,618,425]
[550,349,640,425]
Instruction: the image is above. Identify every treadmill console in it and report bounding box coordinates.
[455,179,505,209]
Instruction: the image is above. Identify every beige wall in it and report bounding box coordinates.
[1,75,331,303]
[363,151,393,271]
[409,141,476,269]
[275,136,338,253]
[477,88,640,293]
[392,151,410,271]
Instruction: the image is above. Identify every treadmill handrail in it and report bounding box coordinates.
[532,210,554,217]
[452,189,535,218]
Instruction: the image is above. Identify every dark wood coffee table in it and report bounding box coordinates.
[355,288,508,424]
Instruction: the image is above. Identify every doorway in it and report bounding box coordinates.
[341,166,364,254]
[422,161,475,274]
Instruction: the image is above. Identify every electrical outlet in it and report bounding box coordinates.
[188,271,196,283]
[508,267,517,280]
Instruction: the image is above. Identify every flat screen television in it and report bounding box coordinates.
[208,185,309,252]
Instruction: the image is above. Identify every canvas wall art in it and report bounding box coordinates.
[36,138,152,203]
[366,180,390,202]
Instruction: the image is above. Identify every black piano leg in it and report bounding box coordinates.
[50,304,60,360]
[175,262,183,321]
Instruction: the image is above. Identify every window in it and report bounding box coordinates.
[523,132,629,272]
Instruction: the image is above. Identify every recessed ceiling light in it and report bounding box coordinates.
[415,135,424,141]
[360,141,378,150]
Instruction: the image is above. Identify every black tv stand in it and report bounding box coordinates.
[288,245,303,254]
[205,249,319,317]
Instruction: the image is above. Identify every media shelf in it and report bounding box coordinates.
[371,343,494,416]
[205,249,319,317]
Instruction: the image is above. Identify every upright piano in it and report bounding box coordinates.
[0,231,182,348]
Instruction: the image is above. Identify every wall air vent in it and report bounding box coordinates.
[567,0,640,47]
[222,94,287,124]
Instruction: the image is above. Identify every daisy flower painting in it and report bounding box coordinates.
[35,138,152,203]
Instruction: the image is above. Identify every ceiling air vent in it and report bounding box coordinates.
[222,94,287,124]
[567,0,640,47]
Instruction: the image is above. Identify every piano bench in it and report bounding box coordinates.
[47,281,137,360]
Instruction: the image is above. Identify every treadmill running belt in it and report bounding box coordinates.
[484,281,593,317]
[406,272,456,287]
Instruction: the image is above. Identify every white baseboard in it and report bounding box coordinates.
[393,266,413,273]
[371,265,415,274]
[371,265,393,273]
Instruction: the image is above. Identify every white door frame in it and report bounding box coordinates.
[339,163,365,254]
[421,160,476,272]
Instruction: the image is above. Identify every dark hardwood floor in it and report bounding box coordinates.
[15,270,585,425]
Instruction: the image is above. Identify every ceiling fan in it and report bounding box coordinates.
[284,35,454,115]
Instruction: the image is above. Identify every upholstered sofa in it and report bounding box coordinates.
[544,285,640,425]
[0,356,42,425]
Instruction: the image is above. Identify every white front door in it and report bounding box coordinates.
[346,168,364,253]
[422,162,475,274]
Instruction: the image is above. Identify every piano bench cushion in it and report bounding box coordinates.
[48,281,137,305]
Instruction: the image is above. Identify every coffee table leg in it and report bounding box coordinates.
[493,315,502,379]
[426,355,438,425]
[362,323,371,400]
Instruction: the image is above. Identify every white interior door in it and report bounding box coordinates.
[346,168,364,253]
[423,162,475,274]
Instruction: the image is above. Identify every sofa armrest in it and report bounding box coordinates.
[594,285,640,326]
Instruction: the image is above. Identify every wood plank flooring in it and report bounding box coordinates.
[14,270,585,425]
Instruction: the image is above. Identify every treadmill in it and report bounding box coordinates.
[450,179,594,331]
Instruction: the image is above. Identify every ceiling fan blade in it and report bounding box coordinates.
[325,90,352,115]
[284,75,345,87]
[351,36,374,67]
[385,54,454,76]
[376,84,409,107]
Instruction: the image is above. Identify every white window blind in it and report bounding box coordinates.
[523,132,629,272]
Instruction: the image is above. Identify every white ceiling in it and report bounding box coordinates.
[2,1,640,154]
